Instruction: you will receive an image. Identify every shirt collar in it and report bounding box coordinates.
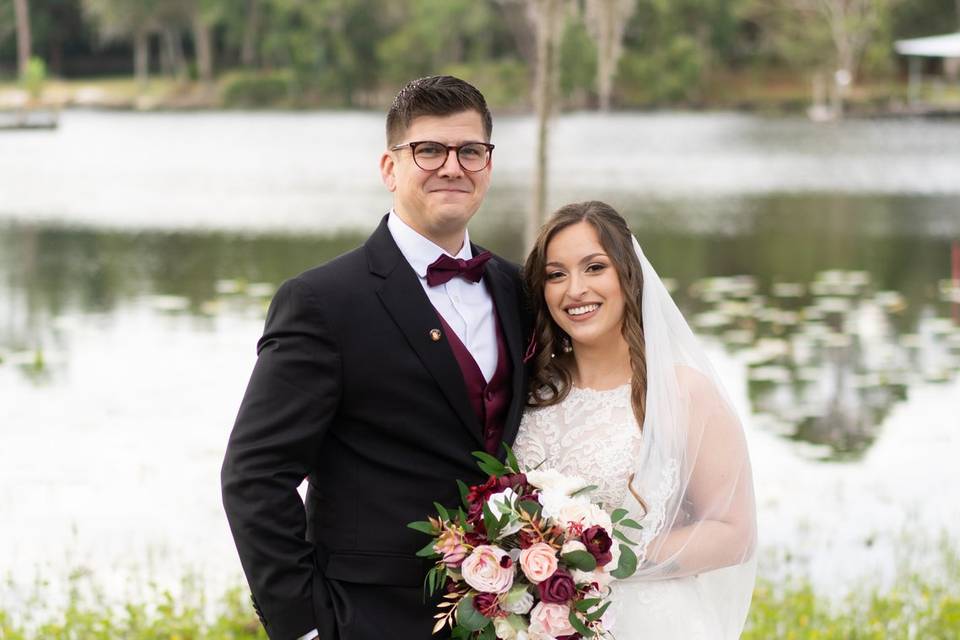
[387,209,473,279]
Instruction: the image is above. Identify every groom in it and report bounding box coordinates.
[221,76,528,640]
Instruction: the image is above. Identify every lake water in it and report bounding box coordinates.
[1,110,959,609]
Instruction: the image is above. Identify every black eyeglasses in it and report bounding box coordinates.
[390,140,495,172]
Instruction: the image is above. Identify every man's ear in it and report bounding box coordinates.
[380,151,396,192]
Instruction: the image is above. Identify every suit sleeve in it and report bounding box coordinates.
[221,276,341,640]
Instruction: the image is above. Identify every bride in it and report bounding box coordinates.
[513,201,757,639]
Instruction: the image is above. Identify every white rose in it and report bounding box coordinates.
[501,588,534,615]
[494,617,517,640]
[525,468,586,495]
[561,540,587,555]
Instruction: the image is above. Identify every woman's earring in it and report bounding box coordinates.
[561,335,573,354]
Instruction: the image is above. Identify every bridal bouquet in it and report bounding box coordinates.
[408,446,642,640]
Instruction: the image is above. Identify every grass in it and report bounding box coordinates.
[2,553,958,640]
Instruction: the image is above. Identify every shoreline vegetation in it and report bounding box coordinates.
[2,545,958,640]
[1,72,958,117]
[2,1,960,119]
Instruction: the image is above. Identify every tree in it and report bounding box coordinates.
[14,0,32,78]
[525,0,566,249]
[584,0,636,111]
[82,0,162,90]
[786,0,901,116]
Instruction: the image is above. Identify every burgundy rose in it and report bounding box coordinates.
[473,592,500,618]
[468,476,499,504]
[538,568,577,604]
[582,525,613,567]
[556,635,582,640]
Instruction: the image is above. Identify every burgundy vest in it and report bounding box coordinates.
[435,308,513,455]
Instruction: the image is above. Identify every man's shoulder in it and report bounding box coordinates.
[290,245,371,293]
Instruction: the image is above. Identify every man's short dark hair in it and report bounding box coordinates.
[386,75,492,145]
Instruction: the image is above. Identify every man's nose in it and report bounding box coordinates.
[436,148,464,177]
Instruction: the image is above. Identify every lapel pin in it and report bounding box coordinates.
[429,328,442,342]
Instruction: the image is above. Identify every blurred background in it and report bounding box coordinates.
[2,0,960,637]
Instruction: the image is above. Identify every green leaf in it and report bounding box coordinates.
[568,610,593,637]
[407,520,436,535]
[619,518,644,530]
[415,542,439,558]
[503,442,520,474]
[574,597,602,612]
[610,543,638,579]
[482,500,501,540]
[451,625,471,639]
[434,502,450,522]
[562,550,597,572]
[569,484,598,498]
[613,529,638,546]
[472,451,507,476]
[478,621,496,640]
[610,508,628,523]
[456,595,490,632]
[457,479,471,508]
[518,500,542,519]
[585,600,611,623]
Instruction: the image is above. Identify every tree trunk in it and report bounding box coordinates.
[193,16,214,84]
[134,29,150,92]
[13,0,32,79]
[528,0,563,250]
[162,28,188,80]
[594,1,616,111]
[241,0,261,67]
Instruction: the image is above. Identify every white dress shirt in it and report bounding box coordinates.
[387,210,499,381]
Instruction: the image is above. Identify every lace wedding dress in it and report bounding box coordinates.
[514,382,745,640]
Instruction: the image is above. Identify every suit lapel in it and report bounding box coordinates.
[480,254,527,452]
[367,218,485,449]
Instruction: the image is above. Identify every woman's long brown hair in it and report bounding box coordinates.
[523,201,648,433]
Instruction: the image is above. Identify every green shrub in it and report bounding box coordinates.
[617,35,705,107]
[220,70,295,108]
[440,59,530,109]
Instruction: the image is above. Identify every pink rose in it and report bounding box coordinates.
[529,602,576,638]
[519,542,558,584]
[461,545,515,594]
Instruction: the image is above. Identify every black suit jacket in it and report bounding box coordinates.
[221,216,529,640]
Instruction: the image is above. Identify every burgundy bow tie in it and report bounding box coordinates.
[426,251,492,287]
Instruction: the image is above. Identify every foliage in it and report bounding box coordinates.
[21,57,47,98]
[617,34,706,105]
[220,69,295,107]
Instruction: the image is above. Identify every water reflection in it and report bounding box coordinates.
[2,193,959,460]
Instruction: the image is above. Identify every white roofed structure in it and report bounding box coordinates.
[894,32,960,58]
[893,32,960,105]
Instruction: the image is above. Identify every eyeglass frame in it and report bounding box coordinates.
[389,140,495,173]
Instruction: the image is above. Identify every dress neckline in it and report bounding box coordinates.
[570,381,632,394]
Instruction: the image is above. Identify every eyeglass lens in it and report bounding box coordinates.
[413,142,490,172]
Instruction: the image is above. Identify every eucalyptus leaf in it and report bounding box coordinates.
[456,595,490,632]
[609,543,638,579]
[562,550,597,572]
[613,529,638,546]
[610,508,628,523]
[619,518,644,530]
